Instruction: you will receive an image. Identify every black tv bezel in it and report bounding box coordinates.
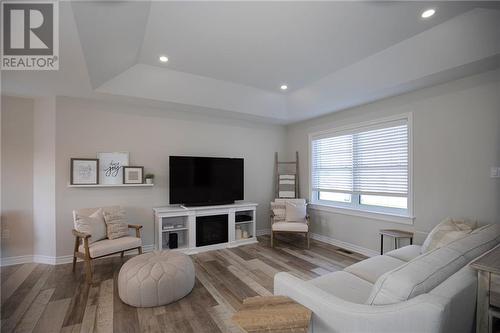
[169,156,244,206]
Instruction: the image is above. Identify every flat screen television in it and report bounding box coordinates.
[169,156,244,206]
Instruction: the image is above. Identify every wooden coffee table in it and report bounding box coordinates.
[232,296,312,333]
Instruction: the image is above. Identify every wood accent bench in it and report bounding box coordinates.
[232,296,311,333]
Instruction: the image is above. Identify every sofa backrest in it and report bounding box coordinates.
[72,206,121,221]
[367,223,500,305]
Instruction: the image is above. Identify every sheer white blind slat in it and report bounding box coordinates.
[312,121,408,197]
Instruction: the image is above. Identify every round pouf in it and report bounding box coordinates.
[118,250,195,307]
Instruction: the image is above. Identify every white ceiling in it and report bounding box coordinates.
[2,1,500,124]
[139,1,481,92]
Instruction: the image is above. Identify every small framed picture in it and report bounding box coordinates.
[71,158,99,185]
[123,166,144,184]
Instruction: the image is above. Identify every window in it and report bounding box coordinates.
[311,116,411,217]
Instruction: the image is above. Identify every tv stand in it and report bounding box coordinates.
[153,201,258,254]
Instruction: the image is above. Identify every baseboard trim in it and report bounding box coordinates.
[256,228,271,236]
[1,244,156,267]
[310,233,378,257]
[0,255,34,267]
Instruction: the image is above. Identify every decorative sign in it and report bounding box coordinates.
[97,152,129,185]
[71,158,98,185]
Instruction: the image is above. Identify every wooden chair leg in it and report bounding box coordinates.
[138,247,143,255]
[120,251,124,259]
[271,231,274,248]
[306,232,310,249]
[84,258,93,284]
[73,236,79,272]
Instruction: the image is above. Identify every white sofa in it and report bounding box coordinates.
[274,224,500,333]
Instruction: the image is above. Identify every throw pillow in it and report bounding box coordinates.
[74,208,107,244]
[421,218,472,253]
[285,201,307,222]
[271,202,286,221]
[103,208,129,240]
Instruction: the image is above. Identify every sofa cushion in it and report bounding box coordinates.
[308,271,373,304]
[73,208,107,244]
[446,224,500,262]
[271,202,286,221]
[79,236,141,258]
[367,223,500,305]
[103,207,129,240]
[385,245,422,262]
[345,255,406,284]
[421,218,473,253]
[272,222,308,232]
[285,200,307,222]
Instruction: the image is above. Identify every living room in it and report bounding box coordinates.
[1,1,500,333]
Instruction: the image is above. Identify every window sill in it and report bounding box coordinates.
[308,203,415,225]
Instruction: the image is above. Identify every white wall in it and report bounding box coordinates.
[286,69,500,253]
[54,97,286,256]
[1,97,34,258]
[33,97,57,259]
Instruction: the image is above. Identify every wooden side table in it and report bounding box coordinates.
[232,296,312,333]
[379,229,413,255]
[470,244,500,333]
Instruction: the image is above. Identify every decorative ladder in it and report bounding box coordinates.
[275,152,300,199]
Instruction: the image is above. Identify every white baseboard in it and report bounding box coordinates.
[0,255,34,267]
[310,233,378,257]
[1,244,156,267]
[256,228,271,236]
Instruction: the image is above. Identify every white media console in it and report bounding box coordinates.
[153,201,258,254]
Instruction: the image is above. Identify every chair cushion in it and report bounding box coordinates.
[309,271,374,304]
[385,245,422,262]
[103,207,129,239]
[421,218,473,253]
[285,200,307,222]
[345,255,406,283]
[272,222,308,232]
[367,223,500,305]
[79,236,141,258]
[73,208,107,244]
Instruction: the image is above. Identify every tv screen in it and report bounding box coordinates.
[169,156,243,206]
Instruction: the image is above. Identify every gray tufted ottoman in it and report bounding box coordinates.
[118,250,195,307]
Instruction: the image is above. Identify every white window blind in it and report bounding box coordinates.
[312,120,408,198]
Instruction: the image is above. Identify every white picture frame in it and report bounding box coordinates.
[97,152,129,185]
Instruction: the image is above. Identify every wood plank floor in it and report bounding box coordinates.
[1,235,365,333]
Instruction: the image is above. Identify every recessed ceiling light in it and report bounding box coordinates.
[159,55,168,63]
[280,84,288,91]
[421,8,436,19]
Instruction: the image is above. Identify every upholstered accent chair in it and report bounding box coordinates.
[72,206,143,284]
[270,198,310,248]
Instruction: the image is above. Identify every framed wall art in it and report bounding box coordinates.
[70,158,99,185]
[97,152,129,185]
[123,166,144,184]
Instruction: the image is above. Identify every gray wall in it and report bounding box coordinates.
[54,97,286,256]
[1,97,34,258]
[286,69,500,253]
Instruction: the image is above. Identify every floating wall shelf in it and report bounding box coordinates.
[67,183,154,188]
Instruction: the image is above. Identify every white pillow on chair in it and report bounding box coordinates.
[74,208,107,244]
[285,201,307,222]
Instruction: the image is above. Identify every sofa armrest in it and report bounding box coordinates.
[128,224,142,238]
[274,272,448,333]
[128,224,142,230]
[72,229,91,239]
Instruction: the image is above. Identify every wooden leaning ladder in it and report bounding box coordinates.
[275,152,300,199]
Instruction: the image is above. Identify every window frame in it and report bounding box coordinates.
[309,113,414,225]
